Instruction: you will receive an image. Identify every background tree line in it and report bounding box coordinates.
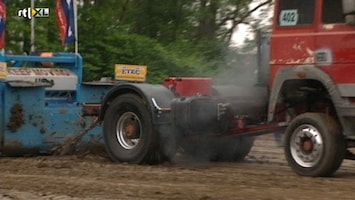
[5,0,272,83]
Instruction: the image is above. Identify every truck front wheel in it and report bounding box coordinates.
[284,113,345,177]
[103,94,158,164]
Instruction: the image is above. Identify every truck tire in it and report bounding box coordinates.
[232,136,254,161]
[103,94,158,164]
[284,113,345,177]
[214,136,254,162]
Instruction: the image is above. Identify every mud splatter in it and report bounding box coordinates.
[7,103,25,132]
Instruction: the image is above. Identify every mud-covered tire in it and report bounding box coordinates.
[232,136,254,161]
[284,113,346,177]
[214,136,254,162]
[103,94,158,164]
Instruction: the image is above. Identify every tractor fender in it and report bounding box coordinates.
[99,83,175,125]
[267,65,353,135]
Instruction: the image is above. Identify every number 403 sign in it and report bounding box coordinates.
[279,9,298,26]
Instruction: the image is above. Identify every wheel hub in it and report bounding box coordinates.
[124,123,138,139]
[290,124,323,168]
[301,138,314,153]
[116,112,141,150]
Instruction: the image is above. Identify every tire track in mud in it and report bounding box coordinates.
[247,134,287,165]
[248,133,355,173]
[1,133,355,199]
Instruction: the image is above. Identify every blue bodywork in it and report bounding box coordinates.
[0,53,114,155]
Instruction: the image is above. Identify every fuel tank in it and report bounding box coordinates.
[213,85,269,123]
[171,96,229,136]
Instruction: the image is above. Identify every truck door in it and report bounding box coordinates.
[315,0,355,97]
[270,0,317,84]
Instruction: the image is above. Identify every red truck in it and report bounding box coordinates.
[98,0,355,177]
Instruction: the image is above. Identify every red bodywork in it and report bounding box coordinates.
[163,77,213,96]
[270,0,355,86]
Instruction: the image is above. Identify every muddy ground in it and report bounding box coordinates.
[1,134,355,200]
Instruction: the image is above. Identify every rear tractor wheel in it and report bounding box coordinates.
[103,94,159,164]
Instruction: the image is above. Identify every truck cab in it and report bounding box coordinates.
[268,0,355,176]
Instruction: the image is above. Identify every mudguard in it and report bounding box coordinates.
[99,83,177,158]
[268,65,355,136]
[99,83,175,125]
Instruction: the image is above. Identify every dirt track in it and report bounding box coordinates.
[1,134,355,200]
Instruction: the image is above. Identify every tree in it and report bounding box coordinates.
[4,0,273,83]
[238,0,273,53]
[6,0,64,53]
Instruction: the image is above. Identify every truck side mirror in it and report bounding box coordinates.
[343,0,355,25]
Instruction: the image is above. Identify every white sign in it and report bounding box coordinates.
[279,9,298,26]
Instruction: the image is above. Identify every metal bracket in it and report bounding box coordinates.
[217,103,230,120]
[151,98,171,113]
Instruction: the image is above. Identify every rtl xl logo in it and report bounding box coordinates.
[17,8,50,19]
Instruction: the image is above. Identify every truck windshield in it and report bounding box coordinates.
[278,0,315,27]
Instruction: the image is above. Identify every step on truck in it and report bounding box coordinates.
[0,0,355,177]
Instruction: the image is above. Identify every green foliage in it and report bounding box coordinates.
[6,0,64,53]
[4,0,272,82]
[6,1,31,53]
[81,32,208,83]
